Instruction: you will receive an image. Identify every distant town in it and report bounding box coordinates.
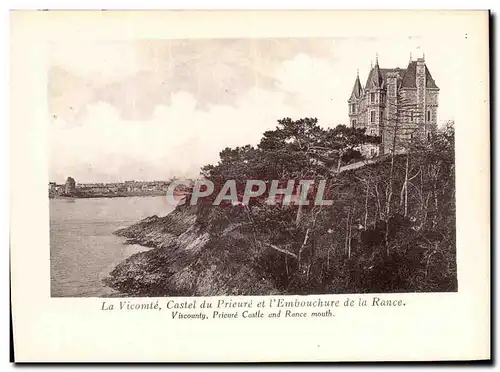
[49,177,193,198]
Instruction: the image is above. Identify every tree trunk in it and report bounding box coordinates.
[337,151,343,173]
[386,106,399,219]
[399,182,405,207]
[385,114,399,257]
[404,150,410,217]
[298,228,310,263]
[386,151,396,219]
[348,208,354,259]
[375,183,382,221]
[433,181,439,228]
[344,209,350,256]
[419,165,424,220]
[364,181,370,229]
[295,202,304,227]
[423,192,431,229]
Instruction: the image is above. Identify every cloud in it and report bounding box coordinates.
[48,39,335,123]
[50,88,290,183]
[49,37,460,183]
[50,41,144,82]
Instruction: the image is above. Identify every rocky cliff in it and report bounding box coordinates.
[103,203,280,296]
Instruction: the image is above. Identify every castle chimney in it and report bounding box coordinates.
[416,57,427,137]
[385,72,399,154]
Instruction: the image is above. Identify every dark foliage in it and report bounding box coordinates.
[105,118,456,296]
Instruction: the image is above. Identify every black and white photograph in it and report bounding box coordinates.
[10,9,490,363]
[49,37,456,298]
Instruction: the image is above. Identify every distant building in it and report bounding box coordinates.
[65,177,77,194]
[51,178,172,197]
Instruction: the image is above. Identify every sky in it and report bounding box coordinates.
[49,37,460,183]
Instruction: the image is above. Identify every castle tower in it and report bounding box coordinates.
[418,56,439,139]
[348,70,362,128]
[65,177,76,195]
[364,57,384,137]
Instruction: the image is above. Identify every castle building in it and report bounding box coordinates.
[348,55,439,156]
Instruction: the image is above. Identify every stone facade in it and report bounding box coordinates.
[348,56,439,156]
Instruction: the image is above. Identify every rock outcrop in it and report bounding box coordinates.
[65,176,76,195]
[103,204,279,297]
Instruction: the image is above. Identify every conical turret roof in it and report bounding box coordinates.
[349,74,362,100]
[366,59,384,89]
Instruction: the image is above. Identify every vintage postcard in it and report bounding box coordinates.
[10,10,490,362]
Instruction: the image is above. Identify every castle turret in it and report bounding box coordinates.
[348,70,362,128]
[369,58,383,89]
[364,57,385,137]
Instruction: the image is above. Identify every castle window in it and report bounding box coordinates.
[410,112,414,122]
[426,110,431,122]
[351,119,357,127]
[350,104,357,114]
[370,93,376,103]
[370,111,376,123]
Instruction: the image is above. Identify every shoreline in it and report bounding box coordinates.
[102,204,280,297]
[50,193,168,200]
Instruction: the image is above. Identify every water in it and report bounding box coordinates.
[50,196,175,297]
